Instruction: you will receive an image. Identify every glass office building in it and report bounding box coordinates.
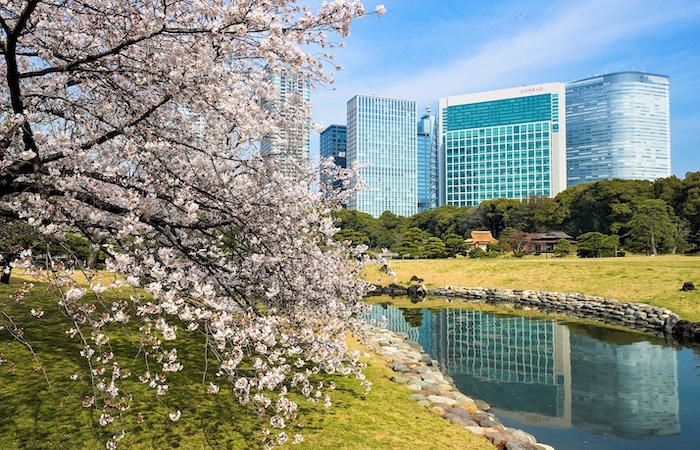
[319,124,347,168]
[438,83,567,207]
[347,95,417,218]
[417,108,437,212]
[566,72,671,187]
[319,124,347,196]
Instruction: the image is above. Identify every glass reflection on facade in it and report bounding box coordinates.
[570,334,680,437]
[566,72,671,187]
[319,124,347,195]
[366,305,681,441]
[347,95,417,218]
[438,83,567,207]
[320,124,347,169]
[417,109,437,212]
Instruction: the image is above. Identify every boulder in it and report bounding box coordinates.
[671,320,700,344]
[663,315,679,334]
[505,440,542,450]
[681,281,696,291]
[407,283,428,300]
[385,283,408,296]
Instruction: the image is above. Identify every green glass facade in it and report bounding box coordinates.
[438,84,566,207]
[443,94,555,131]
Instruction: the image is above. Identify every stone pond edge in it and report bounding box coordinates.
[369,283,700,344]
[364,284,700,449]
[364,325,555,450]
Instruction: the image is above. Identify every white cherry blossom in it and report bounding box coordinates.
[1,0,384,447]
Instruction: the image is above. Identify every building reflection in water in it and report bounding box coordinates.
[365,306,680,438]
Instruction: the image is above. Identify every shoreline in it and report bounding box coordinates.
[364,324,555,450]
[368,283,700,344]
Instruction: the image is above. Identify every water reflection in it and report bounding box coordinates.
[366,305,681,440]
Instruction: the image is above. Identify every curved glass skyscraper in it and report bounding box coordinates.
[566,72,671,187]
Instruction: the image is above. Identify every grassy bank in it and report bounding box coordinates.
[0,274,493,450]
[368,254,700,322]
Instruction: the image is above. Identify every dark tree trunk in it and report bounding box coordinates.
[0,266,12,284]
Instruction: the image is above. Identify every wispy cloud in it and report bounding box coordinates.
[309,0,700,175]
[381,0,700,104]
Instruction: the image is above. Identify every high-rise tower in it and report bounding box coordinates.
[260,69,311,176]
[438,83,567,207]
[319,124,347,170]
[417,107,438,212]
[566,72,671,186]
[346,95,417,218]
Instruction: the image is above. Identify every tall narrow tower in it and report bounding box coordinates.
[260,69,311,177]
[417,107,437,212]
[346,95,417,218]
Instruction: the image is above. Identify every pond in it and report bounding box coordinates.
[366,304,700,450]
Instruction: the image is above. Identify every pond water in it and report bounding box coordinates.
[366,304,700,450]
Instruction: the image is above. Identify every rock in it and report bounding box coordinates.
[464,426,487,435]
[453,402,478,414]
[407,283,428,300]
[474,398,491,411]
[532,444,556,450]
[442,412,473,426]
[681,281,696,291]
[505,440,542,450]
[390,363,410,373]
[446,406,472,419]
[480,419,504,429]
[384,283,408,296]
[427,395,458,406]
[430,406,446,416]
[485,431,511,448]
[471,412,489,423]
[390,375,411,383]
[506,428,537,444]
[671,320,700,344]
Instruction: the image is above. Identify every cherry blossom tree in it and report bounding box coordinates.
[1,1,384,447]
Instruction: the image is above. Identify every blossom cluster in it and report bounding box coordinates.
[0,0,385,447]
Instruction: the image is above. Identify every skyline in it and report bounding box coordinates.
[309,0,700,178]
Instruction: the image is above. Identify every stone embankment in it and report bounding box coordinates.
[366,325,555,450]
[371,283,700,341]
[430,286,681,335]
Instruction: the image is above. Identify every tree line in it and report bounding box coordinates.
[334,172,700,257]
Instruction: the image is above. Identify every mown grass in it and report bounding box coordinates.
[0,273,493,450]
[366,254,700,321]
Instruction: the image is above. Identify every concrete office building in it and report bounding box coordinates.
[566,71,671,186]
[438,83,567,207]
[260,70,311,176]
[346,95,417,218]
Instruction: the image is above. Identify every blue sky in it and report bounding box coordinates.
[309,0,700,178]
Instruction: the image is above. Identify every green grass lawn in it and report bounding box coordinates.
[368,254,700,322]
[0,273,493,450]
